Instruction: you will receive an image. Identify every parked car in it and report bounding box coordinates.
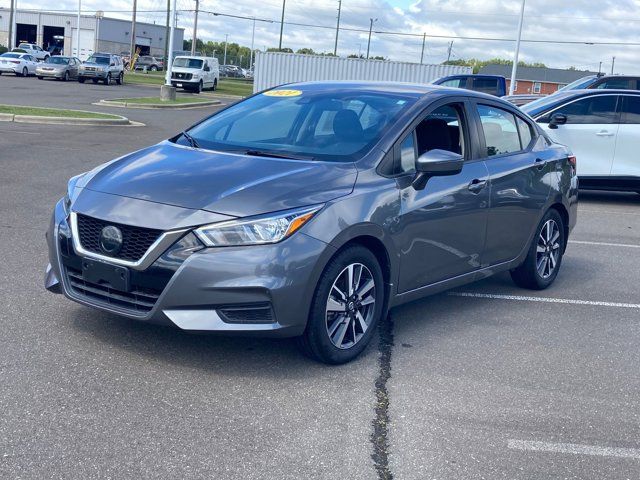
[16,43,49,61]
[45,82,577,364]
[170,56,219,93]
[433,74,507,97]
[0,52,38,76]
[221,64,244,78]
[78,53,124,85]
[36,56,81,81]
[502,94,546,106]
[134,55,164,71]
[47,45,64,56]
[558,75,640,92]
[523,89,640,193]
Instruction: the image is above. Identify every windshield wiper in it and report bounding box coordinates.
[244,149,314,161]
[181,131,200,149]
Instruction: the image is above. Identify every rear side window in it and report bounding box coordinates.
[439,78,466,89]
[620,95,640,124]
[545,96,618,124]
[595,78,633,90]
[477,105,521,156]
[472,78,498,95]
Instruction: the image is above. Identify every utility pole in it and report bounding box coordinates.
[366,18,377,59]
[278,0,286,50]
[191,0,199,55]
[162,0,177,99]
[334,0,342,56]
[8,0,15,50]
[420,32,426,64]
[130,0,137,63]
[164,0,170,62]
[223,34,228,65]
[250,17,256,70]
[611,56,616,74]
[598,61,602,75]
[76,0,81,58]
[446,40,453,62]
[508,0,526,95]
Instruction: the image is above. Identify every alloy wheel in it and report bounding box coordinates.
[536,219,561,279]
[325,263,376,349]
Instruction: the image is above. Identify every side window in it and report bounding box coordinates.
[516,116,533,148]
[398,134,416,174]
[595,78,632,90]
[477,104,521,157]
[472,77,498,95]
[440,78,465,89]
[551,96,618,124]
[620,95,640,124]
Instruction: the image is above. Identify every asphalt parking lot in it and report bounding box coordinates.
[1,75,639,479]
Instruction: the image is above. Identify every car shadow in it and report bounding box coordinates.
[579,190,639,205]
[68,306,377,377]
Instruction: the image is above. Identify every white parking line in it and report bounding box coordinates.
[508,440,640,460]
[448,292,640,309]
[569,240,640,249]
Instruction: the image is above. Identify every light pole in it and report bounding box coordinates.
[8,0,16,50]
[161,0,177,100]
[250,17,256,70]
[191,0,199,55]
[76,0,81,59]
[223,33,229,66]
[278,0,286,50]
[366,18,377,59]
[508,0,526,96]
[420,32,426,64]
[130,0,137,64]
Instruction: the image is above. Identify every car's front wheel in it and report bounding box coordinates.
[116,72,123,85]
[78,77,85,83]
[21,67,28,77]
[104,73,111,85]
[511,209,565,290]
[64,71,69,82]
[298,245,385,364]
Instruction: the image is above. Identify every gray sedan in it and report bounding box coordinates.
[36,56,81,81]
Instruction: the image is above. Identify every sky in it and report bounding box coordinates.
[4,0,640,73]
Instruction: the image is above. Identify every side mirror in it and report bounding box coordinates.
[412,149,464,190]
[110,62,115,67]
[548,113,567,129]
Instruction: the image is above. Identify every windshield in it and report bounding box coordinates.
[521,92,577,117]
[18,44,31,49]
[558,76,597,92]
[87,55,110,65]
[46,57,69,65]
[1,53,20,58]
[173,57,203,69]
[183,88,418,161]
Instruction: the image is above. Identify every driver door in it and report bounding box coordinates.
[393,99,490,293]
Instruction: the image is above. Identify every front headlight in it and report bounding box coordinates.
[194,205,322,247]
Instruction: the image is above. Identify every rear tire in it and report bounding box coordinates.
[297,245,385,364]
[92,79,99,84]
[116,72,123,85]
[150,65,158,71]
[37,76,43,80]
[212,79,218,91]
[510,209,565,290]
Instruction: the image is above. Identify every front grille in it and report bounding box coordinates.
[84,67,96,72]
[171,72,193,80]
[65,266,161,314]
[77,214,162,262]
[218,305,274,324]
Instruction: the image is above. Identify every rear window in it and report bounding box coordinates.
[472,77,499,95]
[1,53,21,58]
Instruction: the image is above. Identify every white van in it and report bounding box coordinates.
[170,56,219,93]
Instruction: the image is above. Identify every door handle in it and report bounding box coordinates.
[468,179,487,193]
[535,157,547,170]
[596,131,614,137]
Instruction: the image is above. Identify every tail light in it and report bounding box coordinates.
[10,60,20,64]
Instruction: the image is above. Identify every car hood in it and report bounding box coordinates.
[171,67,201,74]
[81,142,358,218]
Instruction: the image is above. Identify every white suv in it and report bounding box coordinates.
[170,56,219,94]
[16,43,49,61]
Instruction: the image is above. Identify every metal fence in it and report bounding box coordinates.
[253,51,472,93]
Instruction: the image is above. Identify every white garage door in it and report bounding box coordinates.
[71,28,95,60]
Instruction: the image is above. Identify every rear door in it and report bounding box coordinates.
[473,102,552,265]
[538,94,619,178]
[611,94,640,179]
[393,98,490,292]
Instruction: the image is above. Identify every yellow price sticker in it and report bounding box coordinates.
[263,89,303,97]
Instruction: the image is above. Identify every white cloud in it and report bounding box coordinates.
[3,0,640,73]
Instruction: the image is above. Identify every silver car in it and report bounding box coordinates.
[36,56,81,81]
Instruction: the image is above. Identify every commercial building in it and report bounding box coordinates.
[0,8,184,60]
[479,64,600,95]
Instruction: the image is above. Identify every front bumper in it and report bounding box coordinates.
[36,69,64,78]
[46,199,332,337]
[79,70,108,79]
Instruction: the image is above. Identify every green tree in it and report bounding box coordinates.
[443,57,547,74]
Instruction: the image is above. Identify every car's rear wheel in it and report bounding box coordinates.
[22,67,28,77]
[511,209,565,290]
[116,72,123,85]
[37,76,43,80]
[297,245,384,364]
[212,79,218,91]
[92,79,99,84]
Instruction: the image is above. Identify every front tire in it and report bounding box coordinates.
[37,76,43,80]
[297,246,385,364]
[150,65,158,71]
[64,71,69,82]
[195,80,203,94]
[78,77,86,83]
[104,73,111,85]
[116,72,123,85]
[21,67,28,77]
[511,209,565,290]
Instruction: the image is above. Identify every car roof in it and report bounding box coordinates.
[522,88,640,116]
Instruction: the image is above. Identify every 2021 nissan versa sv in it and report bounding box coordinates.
[45,82,578,364]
